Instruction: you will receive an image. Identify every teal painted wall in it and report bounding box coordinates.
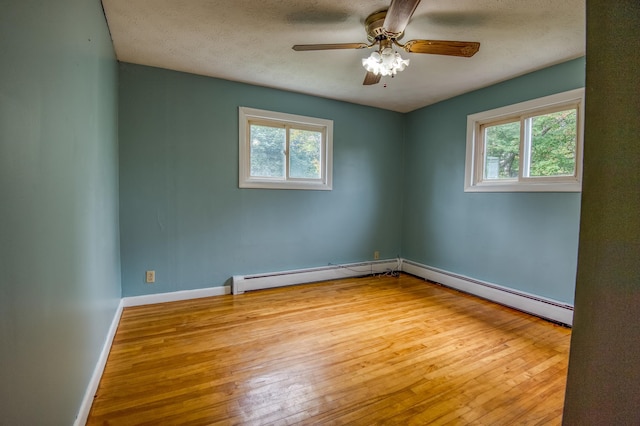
[118,63,404,297]
[402,58,585,304]
[0,0,120,424]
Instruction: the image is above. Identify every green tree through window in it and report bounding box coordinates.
[249,125,322,179]
[481,109,577,180]
[484,121,520,179]
[529,110,577,177]
[250,124,285,178]
[289,129,321,179]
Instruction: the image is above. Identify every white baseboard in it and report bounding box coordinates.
[232,259,401,295]
[74,299,124,426]
[401,260,574,326]
[122,285,231,307]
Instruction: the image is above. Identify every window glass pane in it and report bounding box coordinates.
[250,124,285,178]
[289,129,322,179]
[483,121,520,179]
[528,109,577,177]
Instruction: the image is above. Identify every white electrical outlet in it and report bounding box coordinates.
[146,270,155,283]
[374,251,380,260]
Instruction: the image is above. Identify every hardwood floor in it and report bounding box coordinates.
[87,274,571,425]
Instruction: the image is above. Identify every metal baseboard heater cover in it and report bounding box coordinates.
[232,259,400,295]
[233,259,574,326]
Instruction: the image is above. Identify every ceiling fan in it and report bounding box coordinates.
[292,0,480,85]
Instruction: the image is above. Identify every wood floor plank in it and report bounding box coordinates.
[87,274,571,425]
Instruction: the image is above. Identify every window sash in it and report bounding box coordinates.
[465,89,584,193]
[476,103,579,184]
[247,121,325,182]
[239,107,333,190]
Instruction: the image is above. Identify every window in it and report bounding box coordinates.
[464,88,584,192]
[239,107,333,190]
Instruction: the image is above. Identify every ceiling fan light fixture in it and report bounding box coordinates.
[362,47,409,77]
[293,1,480,86]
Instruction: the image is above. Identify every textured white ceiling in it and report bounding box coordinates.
[102,0,585,113]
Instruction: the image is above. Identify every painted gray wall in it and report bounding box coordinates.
[118,63,404,297]
[563,1,640,423]
[0,0,121,424]
[402,58,585,304]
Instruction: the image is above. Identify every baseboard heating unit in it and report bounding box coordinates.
[232,259,400,295]
[401,259,574,326]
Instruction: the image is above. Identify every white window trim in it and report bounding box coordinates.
[239,107,333,190]
[464,88,585,192]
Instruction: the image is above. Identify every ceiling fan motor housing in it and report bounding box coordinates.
[365,10,403,42]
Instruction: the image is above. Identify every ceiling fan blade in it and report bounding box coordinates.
[292,43,369,51]
[363,72,381,85]
[403,40,480,57]
[383,0,422,36]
